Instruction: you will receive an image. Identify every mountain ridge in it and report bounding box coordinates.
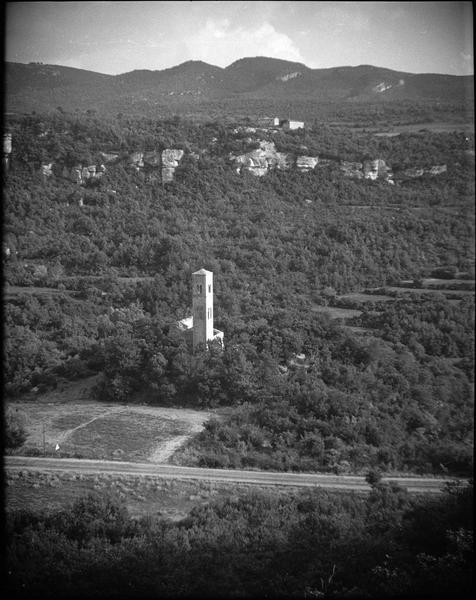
[7,56,473,78]
[5,56,474,117]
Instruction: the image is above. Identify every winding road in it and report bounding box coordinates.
[5,456,463,494]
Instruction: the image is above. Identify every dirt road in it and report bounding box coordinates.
[5,456,461,494]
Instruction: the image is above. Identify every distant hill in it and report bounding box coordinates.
[4,57,474,117]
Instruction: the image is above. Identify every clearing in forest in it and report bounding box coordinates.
[7,376,211,463]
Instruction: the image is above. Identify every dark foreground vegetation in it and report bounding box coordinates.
[5,481,473,599]
[4,109,474,478]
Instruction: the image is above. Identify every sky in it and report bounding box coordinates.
[4,1,474,76]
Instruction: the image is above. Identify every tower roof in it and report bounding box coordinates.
[192,268,212,275]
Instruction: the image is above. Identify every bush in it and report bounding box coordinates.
[5,408,27,449]
[430,265,458,279]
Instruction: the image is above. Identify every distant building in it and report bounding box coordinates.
[281,120,305,131]
[177,269,224,350]
[257,116,280,128]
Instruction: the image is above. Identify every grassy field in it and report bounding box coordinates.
[311,305,363,320]
[381,286,475,298]
[7,376,211,463]
[373,122,474,135]
[5,468,301,520]
[338,292,395,304]
[4,285,76,299]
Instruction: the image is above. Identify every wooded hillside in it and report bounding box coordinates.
[4,110,474,477]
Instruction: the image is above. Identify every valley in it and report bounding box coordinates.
[3,54,474,600]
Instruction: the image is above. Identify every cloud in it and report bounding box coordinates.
[185,19,305,66]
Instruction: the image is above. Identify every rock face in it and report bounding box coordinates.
[296,155,319,172]
[403,167,425,178]
[128,152,144,170]
[230,142,274,176]
[143,151,161,167]
[237,154,269,177]
[340,158,393,183]
[100,152,119,164]
[230,141,297,176]
[100,148,185,182]
[402,164,447,178]
[340,161,364,179]
[428,164,447,175]
[278,72,301,82]
[363,158,393,182]
[70,166,82,184]
[161,149,185,183]
[37,146,186,185]
[374,82,392,93]
[275,152,293,170]
[64,164,106,184]
[41,163,54,178]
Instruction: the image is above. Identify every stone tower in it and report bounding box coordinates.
[192,268,214,348]
[3,133,12,171]
[177,268,224,350]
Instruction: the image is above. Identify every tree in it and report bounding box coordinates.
[5,407,27,448]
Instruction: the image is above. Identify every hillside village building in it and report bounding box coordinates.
[3,133,12,170]
[177,269,224,349]
[257,116,281,127]
[281,120,305,130]
[256,117,305,131]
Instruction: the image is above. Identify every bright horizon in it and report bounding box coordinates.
[5,1,474,77]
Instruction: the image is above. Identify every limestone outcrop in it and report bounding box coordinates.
[363,158,393,182]
[428,164,447,175]
[340,158,394,183]
[63,164,106,184]
[99,152,119,164]
[275,152,294,170]
[161,149,185,183]
[296,155,319,172]
[38,147,186,185]
[230,141,297,176]
[403,167,425,178]
[340,161,364,179]
[101,148,184,182]
[402,164,447,178]
[128,152,144,170]
[143,151,161,167]
[41,163,54,178]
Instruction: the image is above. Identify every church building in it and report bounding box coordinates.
[177,269,224,349]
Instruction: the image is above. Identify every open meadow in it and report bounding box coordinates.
[5,467,284,520]
[7,375,212,463]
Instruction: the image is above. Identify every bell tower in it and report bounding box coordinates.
[192,268,214,348]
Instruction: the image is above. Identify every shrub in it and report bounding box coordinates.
[5,408,27,449]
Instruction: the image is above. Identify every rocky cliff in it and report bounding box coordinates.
[403,164,447,178]
[296,155,319,172]
[63,164,107,184]
[340,158,394,183]
[230,141,316,176]
[39,148,185,184]
[161,149,185,183]
[363,159,394,183]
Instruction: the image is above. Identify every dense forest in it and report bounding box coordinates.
[5,481,473,599]
[3,109,475,477]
